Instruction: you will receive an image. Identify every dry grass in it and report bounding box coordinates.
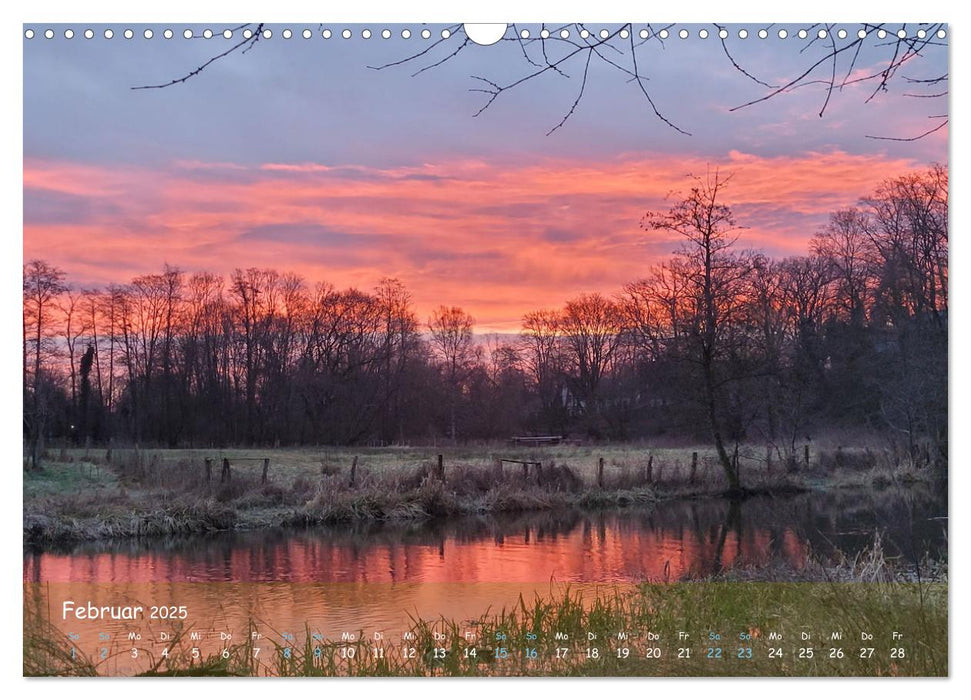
[24,441,939,545]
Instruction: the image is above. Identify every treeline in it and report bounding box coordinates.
[24,165,946,479]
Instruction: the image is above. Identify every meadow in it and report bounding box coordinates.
[23,439,936,546]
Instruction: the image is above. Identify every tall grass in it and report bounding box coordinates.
[23,614,98,676]
[25,578,946,677]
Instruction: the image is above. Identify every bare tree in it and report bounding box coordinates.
[776,254,837,451]
[58,289,90,430]
[779,254,835,335]
[812,208,876,326]
[23,260,67,469]
[864,163,948,324]
[229,268,279,443]
[642,170,752,491]
[520,309,566,432]
[861,165,948,471]
[558,293,624,429]
[374,278,421,443]
[80,290,106,420]
[428,305,477,442]
[745,254,798,455]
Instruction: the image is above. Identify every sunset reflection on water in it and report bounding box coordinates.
[24,491,945,671]
[26,502,814,585]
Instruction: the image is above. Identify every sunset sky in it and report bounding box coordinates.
[23,24,948,332]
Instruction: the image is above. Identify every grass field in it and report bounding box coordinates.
[23,441,936,545]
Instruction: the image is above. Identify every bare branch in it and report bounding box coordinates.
[713,23,777,89]
[540,24,571,79]
[628,27,691,135]
[818,26,838,117]
[410,37,471,78]
[367,24,464,71]
[866,118,947,141]
[511,24,543,69]
[130,21,946,142]
[547,49,592,136]
[132,23,264,90]
[729,31,864,112]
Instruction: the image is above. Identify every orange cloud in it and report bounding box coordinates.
[23,150,933,332]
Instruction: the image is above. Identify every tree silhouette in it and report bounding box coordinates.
[642,170,752,490]
[23,260,67,469]
[20,167,946,483]
[428,305,477,442]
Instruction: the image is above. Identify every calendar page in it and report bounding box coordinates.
[22,18,948,679]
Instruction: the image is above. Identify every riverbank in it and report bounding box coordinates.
[23,444,939,546]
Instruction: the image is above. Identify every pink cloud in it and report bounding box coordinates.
[23,150,936,332]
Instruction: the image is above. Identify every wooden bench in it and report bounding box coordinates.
[509,435,563,447]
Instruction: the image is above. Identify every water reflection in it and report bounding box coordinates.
[25,486,946,585]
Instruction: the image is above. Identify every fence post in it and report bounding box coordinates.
[350,455,358,487]
[522,461,529,481]
[804,444,810,469]
[436,454,445,482]
[221,458,231,483]
[493,456,503,480]
[597,457,605,488]
[261,458,270,485]
[205,458,212,484]
[690,452,698,483]
[646,455,654,483]
[765,445,773,475]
